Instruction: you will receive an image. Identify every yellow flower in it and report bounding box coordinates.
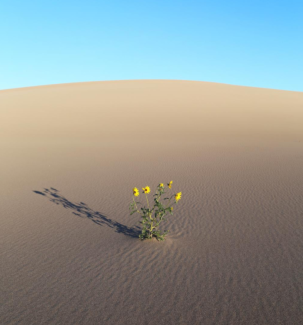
[133,187,139,196]
[170,206,173,211]
[168,181,173,189]
[175,192,182,202]
[159,183,164,188]
[142,186,151,194]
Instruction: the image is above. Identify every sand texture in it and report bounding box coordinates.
[1,80,303,324]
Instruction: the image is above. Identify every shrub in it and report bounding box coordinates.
[129,181,182,241]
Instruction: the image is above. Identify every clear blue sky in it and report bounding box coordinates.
[1,0,302,91]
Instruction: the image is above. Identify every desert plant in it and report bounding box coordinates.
[129,181,182,241]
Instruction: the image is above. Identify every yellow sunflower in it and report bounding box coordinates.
[142,186,151,194]
[175,192,182,202]
[133,187,139,196]
[159,183,164,188]
[168,181,173,189]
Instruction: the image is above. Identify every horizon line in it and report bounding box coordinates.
[0,79,302,93]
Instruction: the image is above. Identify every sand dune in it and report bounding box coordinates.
[1,80,303,324]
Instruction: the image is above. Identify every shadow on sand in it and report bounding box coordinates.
[33,188,141,238]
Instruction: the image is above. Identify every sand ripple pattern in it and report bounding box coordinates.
[2,81,303,324]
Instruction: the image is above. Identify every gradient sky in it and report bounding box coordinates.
[0,0,302,91]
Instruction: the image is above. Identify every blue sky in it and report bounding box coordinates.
[0,0,302,91]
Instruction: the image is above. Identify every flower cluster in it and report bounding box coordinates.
[129,181,182,241]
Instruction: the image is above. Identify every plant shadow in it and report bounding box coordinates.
[33,188,141,238]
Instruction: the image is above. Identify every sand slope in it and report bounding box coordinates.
[1,80,303,324]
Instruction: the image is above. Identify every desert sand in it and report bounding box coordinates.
[1,80,303,324]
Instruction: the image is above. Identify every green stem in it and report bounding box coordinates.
[165,194,174,209]
[149,224,154,238]
[132,196,140,214]
[145,193,153,220]
[145,193,150,209]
